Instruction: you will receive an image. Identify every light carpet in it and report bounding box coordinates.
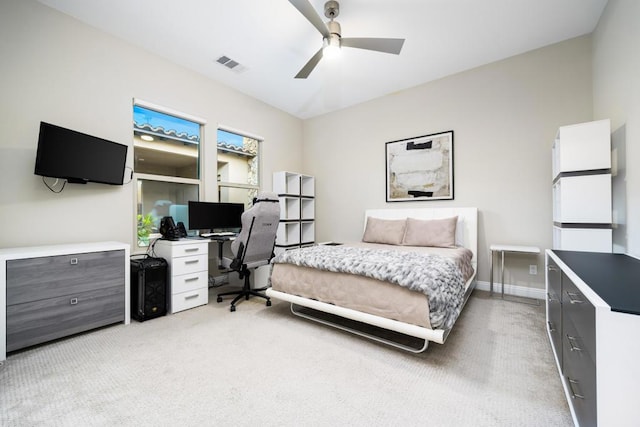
[0,288,572,426]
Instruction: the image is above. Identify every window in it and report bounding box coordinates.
[133,101,204,247]
[217,128,261,209]
[133,105,200,179]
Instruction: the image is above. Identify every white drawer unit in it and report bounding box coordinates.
[154,239,209,314]
[0,241,130,363]
[169,254,208,277]
[171,271,208,294]
[171,288,208,314]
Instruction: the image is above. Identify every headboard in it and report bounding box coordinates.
[364,207,478,267]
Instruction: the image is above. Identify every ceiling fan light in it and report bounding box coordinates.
[323,35,341,59]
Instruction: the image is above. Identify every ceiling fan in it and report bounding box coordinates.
[289,0,405,79]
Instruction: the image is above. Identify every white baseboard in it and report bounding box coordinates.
[475,280,545,300]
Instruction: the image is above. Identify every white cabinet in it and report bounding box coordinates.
[552,119,612,252]
[553,175,612,224]
[0,241,130,363]
[154,239,209,313]
[552,119,611,177]
[553,227,612,254]
[273,171,315,255]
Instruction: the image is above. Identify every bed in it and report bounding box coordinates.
[266,207,478,352]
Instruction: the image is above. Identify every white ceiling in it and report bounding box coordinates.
[38,0,608,119]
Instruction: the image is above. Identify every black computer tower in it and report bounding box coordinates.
[130,256,168,322]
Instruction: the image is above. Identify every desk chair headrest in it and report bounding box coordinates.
[253,191,279,204]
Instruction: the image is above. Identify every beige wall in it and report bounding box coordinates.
[593,0,640,258]
[302,36,594,288]
[0,0,303,250]
[1,0,627,292]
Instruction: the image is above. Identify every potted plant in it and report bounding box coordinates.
[137,213,154,246]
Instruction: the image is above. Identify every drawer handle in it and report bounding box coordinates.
[185,293,199,300]
[546,292,558,303]
[566,291,584,304]
[566,334,582,352]
[547,321,556,332]
[185,276,200,282]
[185,248,200,253]
[547,265,558,272]
[567,377,585,399]
[185,260,199,265]
[70,258,78,265]
[70,298,78,305]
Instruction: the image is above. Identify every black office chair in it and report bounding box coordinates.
[216,192,280,312]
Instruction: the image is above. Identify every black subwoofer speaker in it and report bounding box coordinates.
[130,256,168,322]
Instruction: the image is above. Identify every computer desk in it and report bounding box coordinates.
[207,234,237,269]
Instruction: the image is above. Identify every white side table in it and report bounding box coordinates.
[489,244,540,300]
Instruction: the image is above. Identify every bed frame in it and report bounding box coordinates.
[266,207,478,353]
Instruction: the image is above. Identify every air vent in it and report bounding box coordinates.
[215,55,246,73]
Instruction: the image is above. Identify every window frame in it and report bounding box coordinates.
[132,99,206,252]
[216,124,263,205]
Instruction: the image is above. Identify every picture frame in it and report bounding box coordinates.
[385,130,454,202]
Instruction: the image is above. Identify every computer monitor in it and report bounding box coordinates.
[187,201,244,231]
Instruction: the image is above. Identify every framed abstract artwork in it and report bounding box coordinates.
[385,130,454,202]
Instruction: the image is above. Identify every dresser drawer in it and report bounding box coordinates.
[546,259,563,367]
[171,288,208,313]
[172,271,208,294]
[6,285,125,352]
[563,315,595,366]
[162,241,208,258]
[170,254,208,276]
[6,250,125,305]
[563,316,597,427]
[562,274,596,359]
[546,290,563,366]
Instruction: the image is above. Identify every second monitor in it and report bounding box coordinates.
[188,201,244,233]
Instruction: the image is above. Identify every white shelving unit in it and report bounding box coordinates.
[273,171,315,255]
[552,119,612,252]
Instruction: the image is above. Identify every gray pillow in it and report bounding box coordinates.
[362,217,406,245]
[402,216,458,248]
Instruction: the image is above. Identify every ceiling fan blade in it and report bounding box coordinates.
[295,48,324,79]
[341,38,405,55]
[288,0,330,39]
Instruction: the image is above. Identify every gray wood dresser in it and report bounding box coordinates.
[1,242,130,363]
[546,250,640,426]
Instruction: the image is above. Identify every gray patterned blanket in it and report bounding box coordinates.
[271,245,466,330]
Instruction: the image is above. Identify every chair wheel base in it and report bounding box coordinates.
[266,300,272,307]
[230,305,236,312]
[217,296,223,303]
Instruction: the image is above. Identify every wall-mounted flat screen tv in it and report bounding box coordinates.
[34,121,128,185]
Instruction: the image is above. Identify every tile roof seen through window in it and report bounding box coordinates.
[133,105,200,143]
